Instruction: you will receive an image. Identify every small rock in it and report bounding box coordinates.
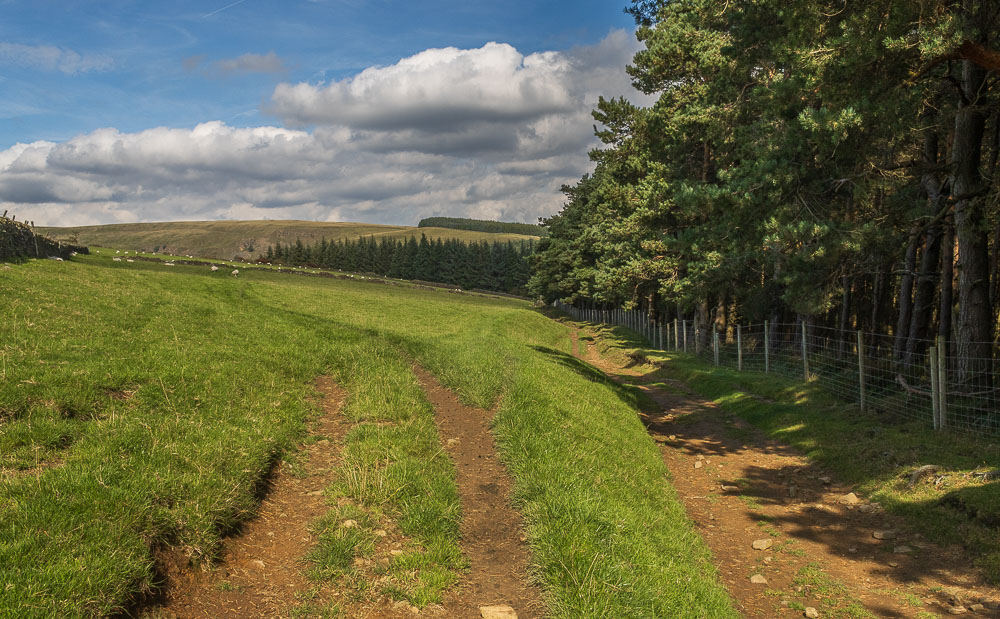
[390,549,405,556]
[857,504,874,513]
[819,476,832,484]
[764,556,773,563]
[847,547,857,553]
[752,539,773,551]
[888,561,899,568]
[668,435,677,441]
[838,492,860,505]
[893,545,913,554]
[721,485,739,492]
[447,438,460,446]
[696,454,705,460]
[805,608,819,619]
[750,574,768,585]
[374,529,388,537]
[341,519,358,529]
[694,461,703,469]
[970,604,985,612]
[873,530,896,540]
[253,559,265,568]
[480,604,518,619]
[949,607,968,615]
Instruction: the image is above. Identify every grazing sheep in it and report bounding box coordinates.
[112,257,122,262]
[231,269,239,277]
[165,262,175,266]
[210,265,219,272]
[126,259,134,263]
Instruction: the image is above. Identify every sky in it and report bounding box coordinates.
[0,1,648,227]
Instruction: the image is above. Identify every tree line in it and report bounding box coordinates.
[529,0,1000,389]
[266,235,534,295]
[418,217,549,237]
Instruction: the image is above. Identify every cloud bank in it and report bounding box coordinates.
[0,30,646,227]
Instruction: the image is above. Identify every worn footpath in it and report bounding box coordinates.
[571,328,999,618]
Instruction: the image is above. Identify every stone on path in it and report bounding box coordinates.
[893,545,913,554]
[480,604,518,618]
[694,461,703,469]
[752,539,773,551]
[949,606,968,615]
[837,492,860,505]
[750,574,768,585]
[805,607,819,618]
[873,530,896,540]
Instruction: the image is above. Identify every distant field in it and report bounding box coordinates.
[39,220,541,261]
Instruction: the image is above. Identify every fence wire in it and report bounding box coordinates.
[553,301,1000,437]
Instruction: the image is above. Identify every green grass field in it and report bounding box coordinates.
[0,254,734,617]
[38,219,540,262]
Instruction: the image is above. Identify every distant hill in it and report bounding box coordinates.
[39,219,541,261]
[418,216,548,237]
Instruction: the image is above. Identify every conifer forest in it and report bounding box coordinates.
[529,0,1000,395]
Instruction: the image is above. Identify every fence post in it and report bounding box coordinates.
[30,221,40,258]
[713,330,719,366]
[737,325,743,372]
[929,345,940,430]
[682,320,687,353]
[764,320,770,373]
[938,337,948,429]
[674,319,679,349]
[659,323,664,350]
[801,320,809,380]
[857,330,866,413]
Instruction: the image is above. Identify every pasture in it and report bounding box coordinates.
[0,254,733,617]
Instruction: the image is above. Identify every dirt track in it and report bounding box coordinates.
[572,328,999,618]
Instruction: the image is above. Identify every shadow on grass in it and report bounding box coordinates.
[529,344,650,412]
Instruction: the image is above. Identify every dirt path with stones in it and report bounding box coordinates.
[147,377,349,618]
[571,328,998,618]
[414,366,545,619]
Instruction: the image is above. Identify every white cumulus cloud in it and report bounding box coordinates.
[0,30,648,227]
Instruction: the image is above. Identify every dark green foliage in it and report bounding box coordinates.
[265,234,534,296]
[417,217,549,237]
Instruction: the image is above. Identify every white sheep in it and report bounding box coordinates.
[231,269,239,277]
[112,257,122,262]
[210,265,219,272]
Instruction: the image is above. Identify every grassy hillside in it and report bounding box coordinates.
[39,220,541,261]
[0,254,734,617]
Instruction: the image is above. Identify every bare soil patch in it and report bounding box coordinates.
[572,330,999,618]
[413,366,545,619]
[146,376,349,618]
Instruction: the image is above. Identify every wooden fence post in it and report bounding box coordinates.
[713,330,719,366]
[737,325,742,372]
[857,330,866,413]
[929,345,940,430]
[801,320,809,380]
[938,337,947,428]
[764,321,770,373]
[682,320,687,353]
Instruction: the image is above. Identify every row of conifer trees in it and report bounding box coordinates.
[265,234,534,295]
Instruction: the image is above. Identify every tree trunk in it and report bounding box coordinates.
[940,214,955,348]
[838,276,852,359]
[695,298,710,353]
[951,58,993,386]
[893,225,920,363]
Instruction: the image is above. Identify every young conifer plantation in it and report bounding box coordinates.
[267,234,534,296]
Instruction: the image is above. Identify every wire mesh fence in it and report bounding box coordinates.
[553,301,1000,438]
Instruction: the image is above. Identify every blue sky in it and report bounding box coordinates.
[0,1,645,226]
